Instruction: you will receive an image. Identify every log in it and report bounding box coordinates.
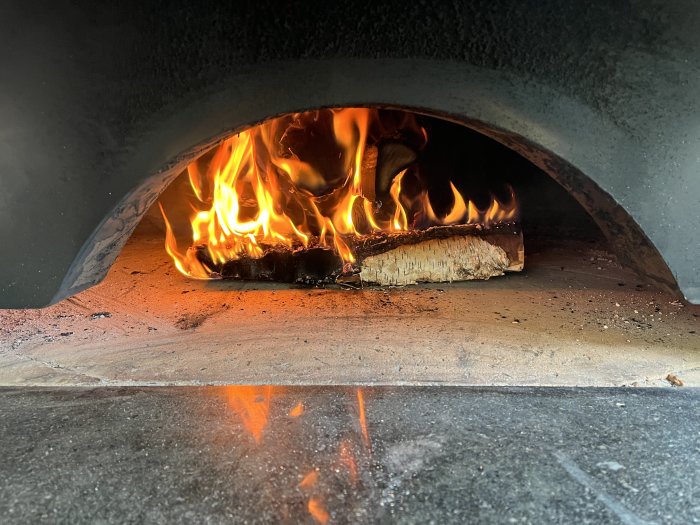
[359,235,514,285]
[194,222,523,286]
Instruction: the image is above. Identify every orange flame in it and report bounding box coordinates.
[160,109,518,278]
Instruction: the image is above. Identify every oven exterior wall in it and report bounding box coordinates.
[0,0,698,307]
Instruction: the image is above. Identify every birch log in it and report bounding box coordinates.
[359,234,519,285]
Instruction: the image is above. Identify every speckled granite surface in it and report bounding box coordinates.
[0,386,696,524]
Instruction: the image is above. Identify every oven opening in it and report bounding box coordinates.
[148,107,602,289]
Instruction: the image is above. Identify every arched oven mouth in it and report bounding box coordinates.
[52,101,679,309]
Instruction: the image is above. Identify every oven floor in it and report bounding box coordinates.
[0,385,696,524]
[1,231,698,387]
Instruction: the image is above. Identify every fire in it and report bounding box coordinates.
[160,108,517,278]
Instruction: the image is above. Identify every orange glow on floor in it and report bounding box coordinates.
[339,440,359,483]
[299,470,319,489]
[307,496,330,524]
[356,388,371,450]
[289,402,304,417]
[224,385,273,444]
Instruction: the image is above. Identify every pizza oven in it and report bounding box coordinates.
[0,2,699,523]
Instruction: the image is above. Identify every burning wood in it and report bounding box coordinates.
[159,108,523,286]
[356,228,522,285]
[194,223,523,286]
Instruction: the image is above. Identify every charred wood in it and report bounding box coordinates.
[194,223,523,286]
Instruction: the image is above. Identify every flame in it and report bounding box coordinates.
[390,169,409,230]
[224,386,272,444]
[161,108,518,278]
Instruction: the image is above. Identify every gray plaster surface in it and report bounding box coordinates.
[0,386,697,524]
